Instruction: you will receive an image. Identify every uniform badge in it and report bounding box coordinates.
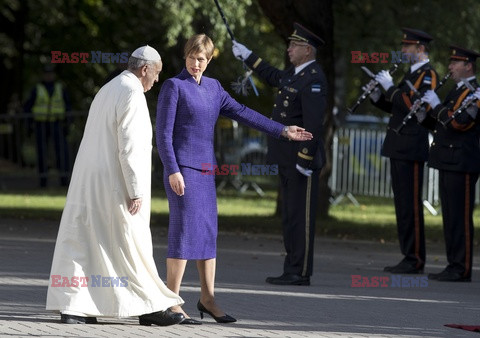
[423,76,431,85]
[280,112,287,118]
[311,84,321,93]
[302,148,309,154]
[311,69,317,74]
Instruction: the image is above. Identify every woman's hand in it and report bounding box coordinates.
[282,126,313,141]
[169,172,185,196]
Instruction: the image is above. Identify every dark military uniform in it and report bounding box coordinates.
[244,23,327,282]
[372,28,438,273]
[422,46,480,282]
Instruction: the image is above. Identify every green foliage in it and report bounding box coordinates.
[6,0,285,116]
[4,0,480,116]
[149,0,286,114]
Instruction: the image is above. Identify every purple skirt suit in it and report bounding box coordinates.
[156,68,284,259]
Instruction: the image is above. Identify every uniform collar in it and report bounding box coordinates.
[410,59,429,73]
[294,60,316,75]
[456,75,476,89]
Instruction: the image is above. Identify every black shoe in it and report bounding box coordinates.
[384,261,423,274]
[179,317,202,325]
[429,269,471,282]
[428,269,450,280]
[60,314,98,324]
[197,301,236,323]
[139,308,184,326]
[265,273,310,285]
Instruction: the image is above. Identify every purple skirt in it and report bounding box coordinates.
[164,166,218,259]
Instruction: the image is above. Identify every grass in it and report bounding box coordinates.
[326,197,446,242]
[0,187,478,243]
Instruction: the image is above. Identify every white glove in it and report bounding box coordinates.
[473,87,480,101]
[362,79,377,92]
[421,90,441,109]
[415,106,427,123]
[369,87,381,102]
[467,88,480,119]
[232,40,252,61]
[374,70,394,91]
[296,164,312,177]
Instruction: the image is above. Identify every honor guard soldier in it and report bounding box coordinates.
[420,45,480,282]
[371,28,438,274]
[232,23,327,285]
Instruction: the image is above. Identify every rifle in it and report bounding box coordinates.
[213,0,259,96]
[346,64,398,114]
[441,78,478,127]
[393,73,451,134]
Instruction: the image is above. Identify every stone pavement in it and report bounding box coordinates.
[0,218,479,337]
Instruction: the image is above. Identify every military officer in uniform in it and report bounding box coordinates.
[371,28,438,274]
[420,45,480,282]
[232,23,327,286]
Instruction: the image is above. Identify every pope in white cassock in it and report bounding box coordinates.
[46,46,185,326]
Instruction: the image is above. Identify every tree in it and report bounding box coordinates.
[0,0,285,178]
[0,0,27,115]
[0,0,284,111]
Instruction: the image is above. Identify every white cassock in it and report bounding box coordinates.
[46,70,183,317]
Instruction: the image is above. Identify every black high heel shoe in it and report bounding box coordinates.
[197,300,236,323]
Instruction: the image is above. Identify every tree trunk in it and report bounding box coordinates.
[0,1,27,162]
[0,1,27,112]
[257,0,335,217]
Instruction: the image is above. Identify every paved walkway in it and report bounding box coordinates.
[0,218,479,337]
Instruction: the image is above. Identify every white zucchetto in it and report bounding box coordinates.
[131,45,161,61]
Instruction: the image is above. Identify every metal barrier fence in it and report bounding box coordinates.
[0,112,87,189]
[330,125,479,211]
[1,112,479,210]
[214,117,275,196]
[0,113,275,193]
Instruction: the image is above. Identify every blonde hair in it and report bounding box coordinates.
[184,34,214,59]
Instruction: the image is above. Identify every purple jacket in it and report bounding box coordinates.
[156,68,284,176]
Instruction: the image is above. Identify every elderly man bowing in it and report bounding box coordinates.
[46,46,185,326]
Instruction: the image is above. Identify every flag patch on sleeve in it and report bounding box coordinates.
[311,84,321,93]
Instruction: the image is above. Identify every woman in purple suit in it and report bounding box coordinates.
[156,34,312,324]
